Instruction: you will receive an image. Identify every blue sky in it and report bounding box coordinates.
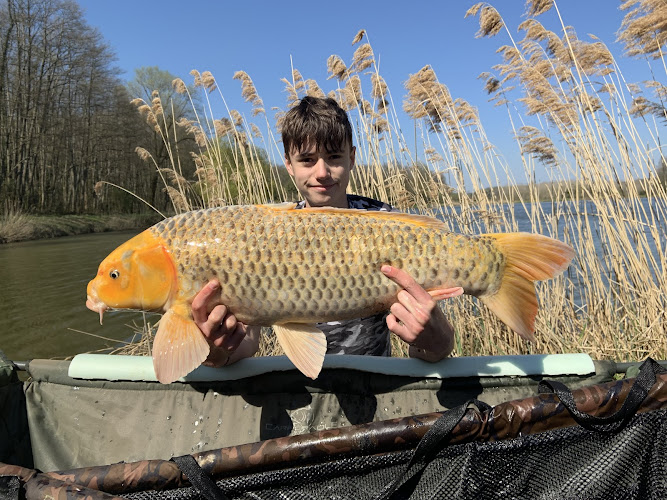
[78,0,655,183]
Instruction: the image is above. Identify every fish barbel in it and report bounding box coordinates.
[86,203,574,383]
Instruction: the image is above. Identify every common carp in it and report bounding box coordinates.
[86,203,574,383]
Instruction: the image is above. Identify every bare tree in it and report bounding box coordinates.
[0,0,157,214]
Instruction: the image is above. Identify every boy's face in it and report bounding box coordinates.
[285,141,355,208]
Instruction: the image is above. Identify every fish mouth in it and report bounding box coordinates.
[86,295,108,325]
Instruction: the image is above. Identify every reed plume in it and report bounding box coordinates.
[282,69,305,107]
[618,0,667,59]
[327,55,348,81]
[214,118,234,137]
[234,71,265,116]
[466,3,504,38]
[305,79,325,98]
[135,147,152,163]
[172,78,188,94]
[201,71,217,93]
[351,43,374,72]
[190,69,202,87]
[351,29,365,45]
[125,3,667,363]
[526,0,553,17]
[516,126,558,166]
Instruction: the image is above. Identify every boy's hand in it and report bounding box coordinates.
[381,265,463,361]
[192,280,253,366]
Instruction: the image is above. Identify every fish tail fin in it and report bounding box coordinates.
[153,307,210,384]
[479,233,574,340]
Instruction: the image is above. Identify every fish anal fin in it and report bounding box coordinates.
[273,323,327,379]
[153,307,210,384]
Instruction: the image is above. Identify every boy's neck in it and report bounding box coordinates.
[305,194,349,209]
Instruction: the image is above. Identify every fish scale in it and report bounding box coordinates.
[86,203,574,383]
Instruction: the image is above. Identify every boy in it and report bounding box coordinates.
[193,96,462,367]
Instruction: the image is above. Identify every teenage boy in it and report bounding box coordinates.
[192,96,462,368]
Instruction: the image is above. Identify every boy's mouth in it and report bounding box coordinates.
[310,183,336,192]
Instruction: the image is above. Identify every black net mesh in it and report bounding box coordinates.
[125,409,667,500]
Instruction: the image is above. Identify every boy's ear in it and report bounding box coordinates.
[349,146,356,168]
[284,154,294,176]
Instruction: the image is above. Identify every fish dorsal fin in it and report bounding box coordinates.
[273,323,327,379]
[259,202,299,210]
[263,204,447,230]
[153,307,210,384]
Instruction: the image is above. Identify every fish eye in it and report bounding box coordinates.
[109,270,120,280]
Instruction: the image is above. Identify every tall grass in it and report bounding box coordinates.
[130,0,666,361]
[0,205,34,243]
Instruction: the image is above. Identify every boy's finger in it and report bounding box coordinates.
[222,324,246,351]
[395,290,430,324]
[381,265,431,302]
[428,287,464,301]
[385,313,408,338]
[206,305,229,327]
[192,280,220,323]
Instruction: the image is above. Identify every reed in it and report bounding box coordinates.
[131,0,666,362]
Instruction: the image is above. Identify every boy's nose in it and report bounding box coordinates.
[314,157,330,177]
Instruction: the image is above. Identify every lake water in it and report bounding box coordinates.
[0,231,148,361]
[0,199,664,362]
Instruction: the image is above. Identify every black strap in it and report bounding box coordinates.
[172,454,229,500]
[376,399,492,500]
[538,357,666,433]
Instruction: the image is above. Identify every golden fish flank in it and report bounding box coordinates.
[86,203,574,384]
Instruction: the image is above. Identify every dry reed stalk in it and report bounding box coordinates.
[120,2,667,364]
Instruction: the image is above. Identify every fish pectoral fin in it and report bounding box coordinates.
[152,308,210,384]
[428,287,464,301]
[273,323,327,380]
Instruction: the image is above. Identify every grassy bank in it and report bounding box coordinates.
[0,211,162,244]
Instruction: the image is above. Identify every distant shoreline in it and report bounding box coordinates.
[0,213,163,244]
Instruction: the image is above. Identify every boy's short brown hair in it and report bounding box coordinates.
[282,96,353,158]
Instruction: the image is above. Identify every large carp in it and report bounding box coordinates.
[86,203,574,383]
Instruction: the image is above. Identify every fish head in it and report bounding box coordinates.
[86,231,176,323]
